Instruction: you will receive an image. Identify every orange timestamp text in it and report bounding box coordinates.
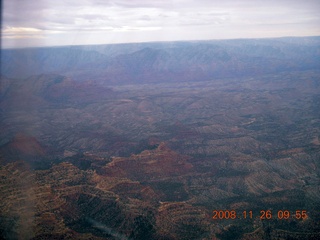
[212,210,308,220]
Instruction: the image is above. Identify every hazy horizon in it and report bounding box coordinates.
[1,3,320,237]
[2,0,320,49]
[2,35,320,50]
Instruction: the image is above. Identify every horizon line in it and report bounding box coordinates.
[1,35,320,50]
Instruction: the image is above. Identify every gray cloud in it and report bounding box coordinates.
[2,0,320,48]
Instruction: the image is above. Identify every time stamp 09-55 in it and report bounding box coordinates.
[212,210,309,220]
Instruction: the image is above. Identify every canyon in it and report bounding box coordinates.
[1,37,320,239]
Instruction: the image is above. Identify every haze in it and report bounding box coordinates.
[2,0,320,48]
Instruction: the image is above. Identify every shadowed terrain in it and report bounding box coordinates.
[1,37,320,239]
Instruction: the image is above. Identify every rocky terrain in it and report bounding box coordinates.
[1,37,320,239]
[2,37,320,84]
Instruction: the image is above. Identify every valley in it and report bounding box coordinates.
[0,37,320,239]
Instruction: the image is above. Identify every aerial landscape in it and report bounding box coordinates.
[1,1,320,240]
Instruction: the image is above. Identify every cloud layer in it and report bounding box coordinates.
[2,0,320,48]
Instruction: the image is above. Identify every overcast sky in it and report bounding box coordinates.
[2,0,320,48]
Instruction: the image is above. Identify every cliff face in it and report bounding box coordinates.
[1,145,318,239]
[102,143,193,181]
[0,155,203,239]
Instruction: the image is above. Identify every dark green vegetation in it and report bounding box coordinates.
[0,37,320,239]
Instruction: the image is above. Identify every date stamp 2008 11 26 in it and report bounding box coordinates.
[212,210,308,220]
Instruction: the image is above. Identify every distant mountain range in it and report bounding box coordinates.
[1,37,320,239]
[1,36,320,84]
